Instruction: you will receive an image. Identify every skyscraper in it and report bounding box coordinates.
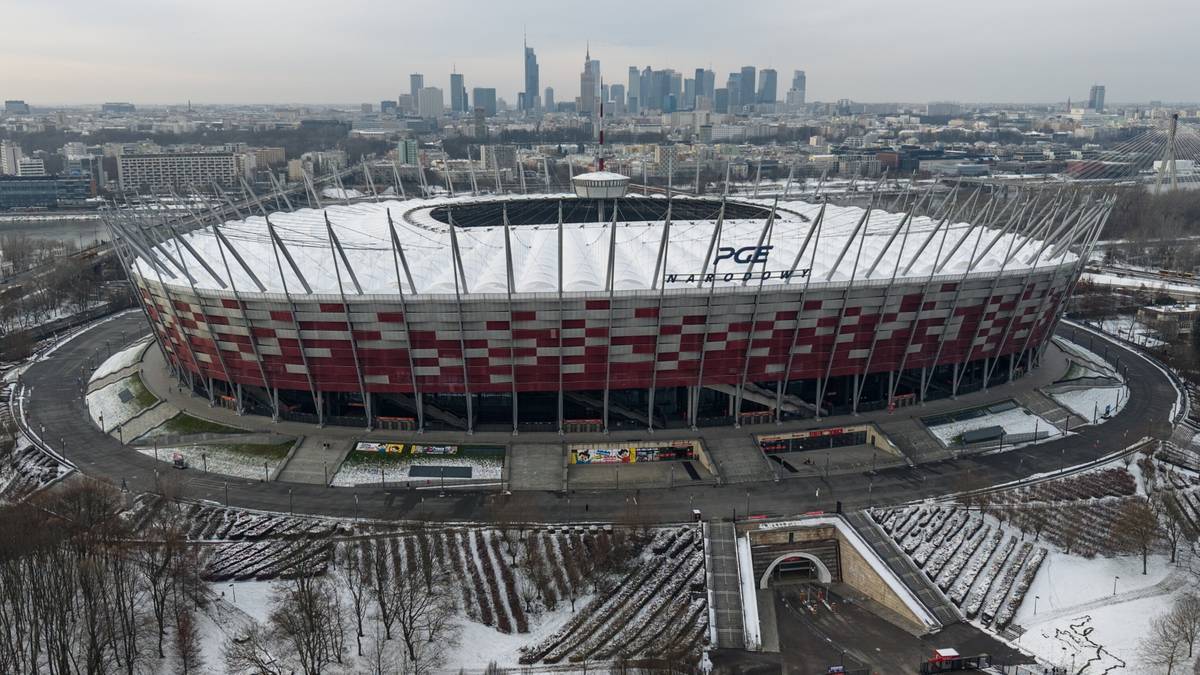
[544,87,555,111]
[727,73,742,111]
[739,66,756,110]
[703,70,716,101]
[410,74,424,99]
[640,66,654,112]
[627,66,640,112]
[610,83,625,114]
[787,70,807,107]
[472,87,497,116]
[694,68,707,100]
[523,39,540,112]
[450,72,466,113]
[579,46,601,115]
[757,68,777,104]
[1088,84,1106,112]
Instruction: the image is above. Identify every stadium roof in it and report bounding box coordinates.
[133,194,1082,297]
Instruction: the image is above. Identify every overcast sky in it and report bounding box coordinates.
[3,0,1196,106]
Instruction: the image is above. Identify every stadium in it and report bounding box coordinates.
[114,173,1107,433]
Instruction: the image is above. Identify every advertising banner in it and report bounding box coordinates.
[411,444,459,456]
[570,440,698,464]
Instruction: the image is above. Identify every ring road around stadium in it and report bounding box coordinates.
[111,173,1109,434]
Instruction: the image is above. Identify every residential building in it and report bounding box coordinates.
[397,138,420,165]
[17,158,46,176]
[116,152,240,190]
[1,141,22,175]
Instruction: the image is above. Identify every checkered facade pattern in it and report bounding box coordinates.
[134,264,1074,396]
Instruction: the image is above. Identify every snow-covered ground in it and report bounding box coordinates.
[1090,316,1166,348]
[85,374,158,431]
[926,406,1062,447]
[90,337,150,381]
[330,452,504,487]
[1055,337,1122,380]
[1014,553,1189,674]
[134,441,292,480]
[1050,385,1129,423]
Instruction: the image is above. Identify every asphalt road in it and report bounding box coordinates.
[21,312,1178,524]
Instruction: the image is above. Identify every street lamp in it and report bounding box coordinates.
[1113,576,1119,596]
[1034,595,1040,615]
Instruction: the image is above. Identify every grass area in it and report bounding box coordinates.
[219,440,295,460]
[342,450,410,467]
[126,373,158,409]
[161,413,244,436]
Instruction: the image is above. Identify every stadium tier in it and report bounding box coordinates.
[116,192,1106,432]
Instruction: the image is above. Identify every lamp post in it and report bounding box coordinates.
[1113,575,1119,596]
[1034,595,1040,615]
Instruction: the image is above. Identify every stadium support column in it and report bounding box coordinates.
[734,200,779,425]
[114,210,215,403]
[503,206,520,434]
[1035,199,1112,365]
[601,205,619,434]
[267,172,294,212]
[694,161,702,196]
[468,158,479,196]
[101,211,176,382]
[886,207,955,407]
[920,214,990,401]
[325,213,373,430]
[266,217,323,426]
[391,161,407,200]
[952,197,1033,395]
[447,212,474,433]
[775,201,826,420]
[387,210,424,431]
[817,203,873,414]
[543,157,551,192]
[556,201,564,434]
[979,192,1067,385]
[853,204,919,413]
[689,203,727,429]
[647,201,674,432]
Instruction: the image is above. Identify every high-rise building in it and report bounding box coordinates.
[473,108,487,139]
[380,100,398,114]
[727,73,742,111]
[523,40,540,111]
[397,138,420,165]
[703,70,716,101]
[450,72,466,113]
[683,79,695,110]
[714,88,730,115]
[579,46,601,116]
[544,87,555,111]
[0,140,23,175]
[409,74,424,99]
[669,71,683,107]
[628,67,640,112]
[739,66,756,110]
[610,84,625,114]
[757,68,778,103]
[787,70,806,107]
[3,100,30,115]
[16,158,45,177]
[472,88,497,116]
[417,87,444,119]
[1088,84,1106,112]
[639,66,654,112]
[694,68,707,100]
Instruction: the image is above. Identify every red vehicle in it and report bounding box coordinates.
[919,648,992,673]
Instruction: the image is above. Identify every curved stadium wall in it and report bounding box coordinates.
[121,194,1099,431]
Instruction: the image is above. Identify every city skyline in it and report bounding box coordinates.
[1,0,1197,105]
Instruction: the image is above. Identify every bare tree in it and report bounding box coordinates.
[1141,614,1186,674]
[223,620,285,675]
[269,570,348,675]
[337,540,370,656]
[1111,498,1161,575]
[369,539,400,640]
[1169,593,1200,659]
[390,567,460,675]
[174,609,203,675]
[1156,494,1194,564]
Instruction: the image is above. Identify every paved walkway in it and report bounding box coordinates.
[707,521,746,649]
[276,436,351,485]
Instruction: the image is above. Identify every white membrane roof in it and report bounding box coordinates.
[133,194,1080,297]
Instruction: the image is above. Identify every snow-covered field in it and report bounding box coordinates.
[1090,316,1167,348]
[85,373,158,431]
[1050,385,1128,423]
[1014,553,1189,674]
[90,337,150,381]
[134,441,293,480]
[926,406,1062,448]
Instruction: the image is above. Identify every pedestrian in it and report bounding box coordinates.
[585,503,589,512]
